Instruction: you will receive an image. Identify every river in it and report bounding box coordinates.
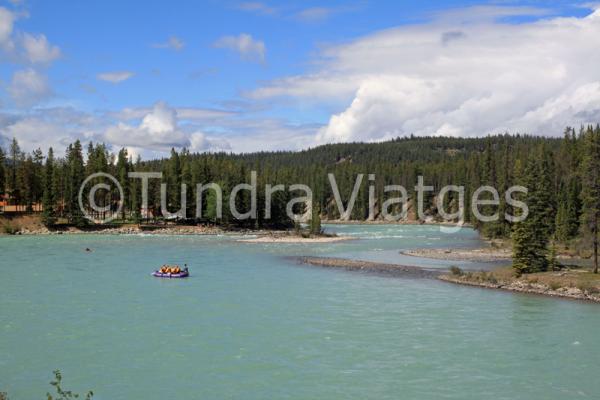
[1,224,598,399]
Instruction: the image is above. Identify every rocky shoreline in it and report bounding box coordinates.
[323,219,470,227]
[401,248,512,262]
[296,255,600,304]
[11,224,225,236]
[295,256,442,278]
[239,234,352,244]
[439,274,600,303]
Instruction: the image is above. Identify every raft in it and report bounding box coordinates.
[152,269,189,278]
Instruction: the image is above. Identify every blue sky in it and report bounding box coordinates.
[1,0,599,157]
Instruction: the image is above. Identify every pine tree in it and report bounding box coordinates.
[512,152,554,274]
[8,138,22,208]
[548,240,560,271]
[66,141,86,226]
[41,148,57,226]
[0,146,5,197]
[310,203,322,235]
[581,125,600,273]
[116,148,130,220]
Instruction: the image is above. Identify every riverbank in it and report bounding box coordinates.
[439,266,600,303]
[0,215,356,241]
[239,233,352,244]
[402,247,512,262]
[297,253,600,303]
[323,219,470,227]
[295,256,441,278]
[1,222,225,236]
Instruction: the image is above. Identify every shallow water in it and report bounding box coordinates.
[1,225,599,399]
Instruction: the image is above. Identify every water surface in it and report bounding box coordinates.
[1,225,598,399]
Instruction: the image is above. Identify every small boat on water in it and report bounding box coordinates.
[152,265,189,278]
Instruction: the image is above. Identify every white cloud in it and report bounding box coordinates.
[104,102,231,153]
[237,2,276,16]
[21,32,61,64]
[152,35,184,50]
[214,33,265,63]
[3,118,73,152]
[0,107,102,154]
[97,71,135,83]
[8,68,52,106]
[1,7,61,65]
[110,106,235,122]
[0,101,318,156]
[0,6,15,51]
[295,7,333,22]
[1,7,61,107]
[248,5,600,143]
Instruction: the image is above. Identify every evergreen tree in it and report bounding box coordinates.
[41,148,57,225]
[581,125,600,273]
[0,146,5,197]
[310,203,322,235]
[512,153,554,274]
[8,138,22,208]
[116,148,130,219]
[66,141,86,226]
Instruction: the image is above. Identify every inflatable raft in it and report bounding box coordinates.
[152,269,189,278]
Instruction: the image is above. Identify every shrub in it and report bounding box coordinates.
[2,222,20,235]
[449,266,463,276]
[548,281,562,291]
[577,281,600,294]
[47,370,93,400]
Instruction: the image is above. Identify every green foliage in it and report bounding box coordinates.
[548,281,562,291]
[0,146,6,197]
[580,125,600,273]
[310,203,322,235]
[42,148,57,226]
[512,147,556,274]
[548,241,561,271]
[1,126,599,272]
[1,221,20,235]
[449,266,463,276]
[47,370,93,400]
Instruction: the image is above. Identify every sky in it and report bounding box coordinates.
[1,0,600,158]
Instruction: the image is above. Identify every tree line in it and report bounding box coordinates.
[1,126,599,273]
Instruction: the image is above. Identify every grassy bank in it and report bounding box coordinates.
[440,266,600,302]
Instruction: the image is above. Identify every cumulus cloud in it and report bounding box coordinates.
[0,107,102,153]
[97,71,135,83]
[21,32,61,64]
[249,5,600,143]
[152,35,184,50]
[1,7,61,108]
[0,7,61,64]
[214,33,265,63]
[0,6,15,51]
[104,102,231,153]
[8,68,52,106]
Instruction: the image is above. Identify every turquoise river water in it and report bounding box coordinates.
[1,224,599,399]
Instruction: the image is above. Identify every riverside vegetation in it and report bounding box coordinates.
[0,370,93,400]
[1,125,600,277]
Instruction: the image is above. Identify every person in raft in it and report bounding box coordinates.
[160,265,181,274]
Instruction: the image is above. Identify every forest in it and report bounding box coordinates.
[1,126,599,274]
